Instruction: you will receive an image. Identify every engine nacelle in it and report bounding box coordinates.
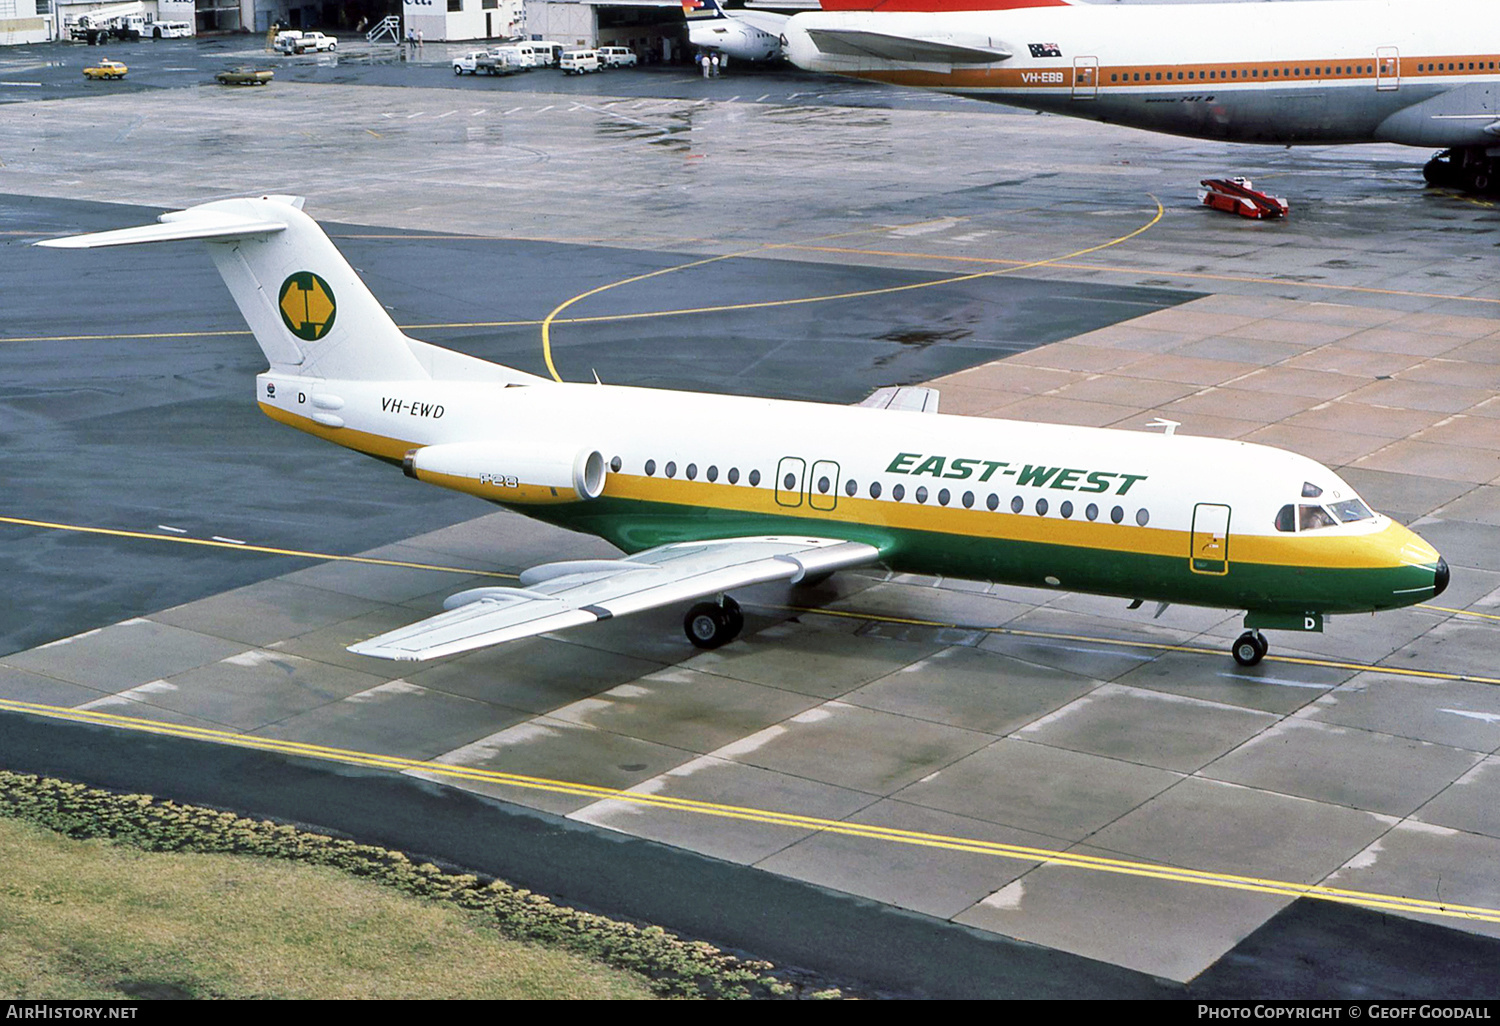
[403,441,607,505]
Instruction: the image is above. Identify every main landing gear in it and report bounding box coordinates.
[1232,630,1269,667]
[684,596,744,650]
[1423,148,1499,195]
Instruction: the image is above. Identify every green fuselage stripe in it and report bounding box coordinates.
[510,495,1432,616]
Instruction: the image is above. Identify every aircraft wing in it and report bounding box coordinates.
[347,536,881,661]
[803,28,1010,64]
[858,385,940,413]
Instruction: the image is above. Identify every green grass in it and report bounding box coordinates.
[0,815,658,999]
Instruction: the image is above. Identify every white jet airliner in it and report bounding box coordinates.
[685,0,788,62]
[781,0,1500,191]
[37,197,1450,667]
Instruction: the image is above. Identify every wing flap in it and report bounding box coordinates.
[804,27,1010,63]
[858,385,940,413]
[348,536,881,661]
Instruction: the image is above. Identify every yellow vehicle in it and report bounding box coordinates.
[215,67,274,86]
[83,59,128,80]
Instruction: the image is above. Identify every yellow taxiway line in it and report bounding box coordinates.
[786,605,1500,687]
[538,201,1164,382]
[2,693,1497,926]
[0,515,516,580]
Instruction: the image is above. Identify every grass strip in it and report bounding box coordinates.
[0,770,842,999]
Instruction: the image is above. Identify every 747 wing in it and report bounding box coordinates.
[347,536,881,661]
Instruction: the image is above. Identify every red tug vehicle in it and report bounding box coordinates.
[1198,177,1289,219]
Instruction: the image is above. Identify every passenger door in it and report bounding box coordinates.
[808,460,841,512]
[1072,56,1099,100]
[1190,503,1232,575]
[1376,46,1400,91]
[776,456,806,508]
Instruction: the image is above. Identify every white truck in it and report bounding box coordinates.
[596,46,638,69]
[68,1,143,44]
[274,30,337,55]
[453,49,519,76]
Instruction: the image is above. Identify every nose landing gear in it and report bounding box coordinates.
[684,596,745,649]
[1232,630,1269,667]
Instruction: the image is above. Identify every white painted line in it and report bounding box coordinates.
[503,106,522,114]
[755,93,770,101]
[406,111,425,119]
[0,81,42,88]
[536,105,555,112]
[1441,708,1500,724]
[155,525,187,534]
[727,95,739,102]
[210,536,246,545]
[435,110,457,119]
[380,112,396,118]
[471,108,486,115]
[1216,672,1329,689]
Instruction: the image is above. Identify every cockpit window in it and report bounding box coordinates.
[1329,498,1374,523]
[1299,504,1339,531]
[1275,504,1295,532]
[1302,482,1324,498]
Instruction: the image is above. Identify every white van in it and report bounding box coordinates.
[530,41,565,67]
[596,46,637,69]
[559,48,600,75]
[493,44,536,69]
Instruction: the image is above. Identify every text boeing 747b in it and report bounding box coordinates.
[37,196,1449,667]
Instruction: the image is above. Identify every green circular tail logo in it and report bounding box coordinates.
[278,272,337,341]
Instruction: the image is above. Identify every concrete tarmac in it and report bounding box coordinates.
[2,38,1500,996]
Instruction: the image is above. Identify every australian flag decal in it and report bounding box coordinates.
[1027,43,1063,58]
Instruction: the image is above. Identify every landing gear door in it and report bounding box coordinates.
[1376,46,1399,91]
[809,460,841,512]
[1191,503,1231,575]
[1072,56,1098,100]
[776,456,806,508]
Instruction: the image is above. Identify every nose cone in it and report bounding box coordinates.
[1434,556,1450,598]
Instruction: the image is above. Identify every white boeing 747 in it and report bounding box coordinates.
[781,0,1500,192]
[37,197,1449,666]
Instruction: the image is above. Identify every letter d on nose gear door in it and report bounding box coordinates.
[776,456,806,508]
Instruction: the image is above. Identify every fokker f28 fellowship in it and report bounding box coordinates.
[38,197,1449,667]
[781,0,1500,192]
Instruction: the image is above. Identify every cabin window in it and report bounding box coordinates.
[1111,73,1118,82]
[610,456,622,472]
[728,467,740,484]
[666,462,678,478]
[749,469,761,486]
[707,465,718,482]
[892,483,905,501]
[986,493,999,511]
[686,463,698,480]
[938,488,951,506]
[1061,501,1074,519]
[845,479,857,497]
[916,486,929,504]
[1036,498,1049,516]
[1111,505,1124,524]
[869,481,882,499]
[817,475,831,494]
[1302,481,1323,498]
[1331,498,1374,523]
[1136,508,1150,527]
[963,491,975,509]
[1275,504,1295,532]
[1299,504,1338,531]
[645,459,656,476]
[1011,496,1023,514]
[1086,503,1099,521]
[782,472,795,490]
[1133,72,1140,81]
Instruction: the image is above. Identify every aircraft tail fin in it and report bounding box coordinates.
[36,196,430,382]
[682,0,723,20]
